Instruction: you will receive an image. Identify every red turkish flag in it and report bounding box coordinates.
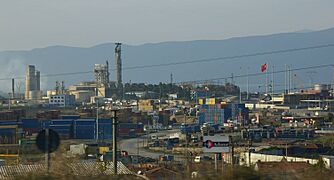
[261,63,267,72]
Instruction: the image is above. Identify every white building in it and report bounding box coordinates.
[49,94,75,107]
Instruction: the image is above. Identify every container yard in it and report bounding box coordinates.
[0,109,26,121]
[0,125,20,144]
[0,117,144,142]
[197,103,249,125]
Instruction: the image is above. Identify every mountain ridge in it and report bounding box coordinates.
[0,27,334,93]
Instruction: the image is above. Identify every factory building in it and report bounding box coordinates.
[68,82,97,103]
[25,65,41,100]
[49,94,75,107]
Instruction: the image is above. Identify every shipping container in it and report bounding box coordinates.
[60,115,80,120]
[0,159,5,166]
[73,119,96,139]
[51,119,73,125]
[49,124,72,139]
[198,98,205,105]
[40,120,51,129]
[198,112,205,124]
[0,109,26,121]
[0,121,20,126]
[0,125,18,144]
[21,119,42,136]
[98,120,112,139]
[22,119,40,129]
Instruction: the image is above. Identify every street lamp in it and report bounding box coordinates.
[111,109,119,175]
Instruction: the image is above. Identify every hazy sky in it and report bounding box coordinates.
[1,0,334,51]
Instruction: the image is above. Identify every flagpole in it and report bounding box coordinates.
[272,65,274,105]
[266,63,268,95]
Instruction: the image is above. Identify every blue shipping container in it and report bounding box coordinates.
[98,122,112,139]
[51,119,73,125]
[74,119,96,139]
[60,115,80,120]
[22,119,40,129]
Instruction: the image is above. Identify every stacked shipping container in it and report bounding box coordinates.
[198,103,249,125]
[0,117,144,141]
[0,125,20,144]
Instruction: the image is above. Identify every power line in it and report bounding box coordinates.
[259,83,334,94]
[121,43,334,71]
[0,43,334,81]
[176,64,334,84]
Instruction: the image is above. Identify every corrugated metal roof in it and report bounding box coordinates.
[0,161,133,179]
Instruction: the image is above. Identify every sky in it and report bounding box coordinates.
[1,0,334,51]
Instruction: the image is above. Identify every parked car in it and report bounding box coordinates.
[194,156,211,163]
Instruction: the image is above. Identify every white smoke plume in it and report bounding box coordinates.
[0,59,26,96]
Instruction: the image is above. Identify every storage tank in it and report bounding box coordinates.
[29,90,41,100]
[314,84,329,91]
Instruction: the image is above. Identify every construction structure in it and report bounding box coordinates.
[94,61,110,88]
[25,65,41,100]
[94,61,112,98]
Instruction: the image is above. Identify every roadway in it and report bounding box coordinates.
[119,129,183,160]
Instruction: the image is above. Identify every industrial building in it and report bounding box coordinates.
[25,65,41,100]
[246,84,334,111]
[68,82,97,103]
[49,94,75,107]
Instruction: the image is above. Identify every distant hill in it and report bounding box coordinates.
[1,28,334,93]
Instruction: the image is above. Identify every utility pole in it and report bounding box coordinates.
[284,64,287,94]
[12,78,15,99]
[288,65,292,94]
[45,128,50,174]
[170,73,173,89]
[288,65,290,94]
[112,110,119,175]
[239,87,242,104]
[231,73,234,85]
[331,65,334,97]
[96,99,99,141]
[246,67,249,100]
[8,93,11,110]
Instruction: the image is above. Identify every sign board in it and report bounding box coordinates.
[36,129,60,153]
[203,134,229,153]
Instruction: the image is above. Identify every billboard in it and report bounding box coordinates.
[203,134,230,153]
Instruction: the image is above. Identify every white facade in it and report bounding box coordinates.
[49,94,75,107]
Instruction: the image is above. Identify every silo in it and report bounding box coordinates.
[25,65,36,99]
[36,70,40,90]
